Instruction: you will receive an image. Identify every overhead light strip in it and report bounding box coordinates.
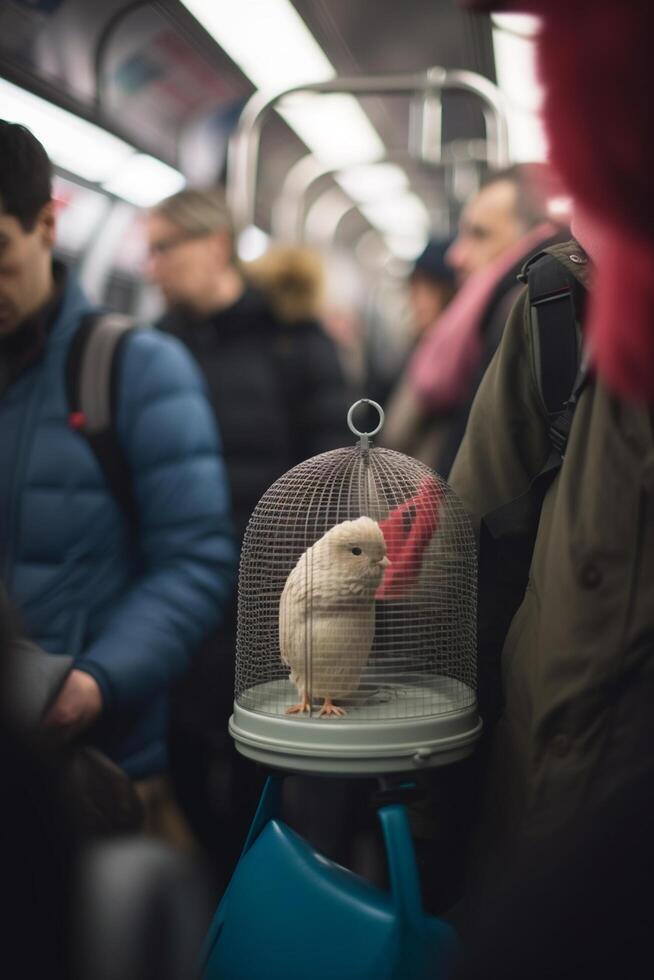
[491,16,547,162]
[0,76,134,183]
[0,76,185,205]
[181,0,334,95]
[179,0,423,255]
[181,0,385,168]
[103,154,186,207]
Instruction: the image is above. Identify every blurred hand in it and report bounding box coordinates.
[42,668,103,739]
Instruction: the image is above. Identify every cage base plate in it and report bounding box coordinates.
[230,677,482,776]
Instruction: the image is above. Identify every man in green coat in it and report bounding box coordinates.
[449,238,654,869]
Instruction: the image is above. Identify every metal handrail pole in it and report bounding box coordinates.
[227,68,510,233]
[270,155,333,241]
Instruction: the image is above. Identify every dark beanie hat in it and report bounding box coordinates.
[410,239,456,285]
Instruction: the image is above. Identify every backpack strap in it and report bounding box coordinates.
[521,249,588,455]
[66,313,138,533]
[485,252,589,543]
[475,252,589,724]
[521,251,583,413]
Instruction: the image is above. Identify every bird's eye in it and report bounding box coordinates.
[351,547,362,556]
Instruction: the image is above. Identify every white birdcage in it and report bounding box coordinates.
[230,400,480,775]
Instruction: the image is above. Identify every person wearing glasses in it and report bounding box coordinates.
[146,187,350,541]
[146,187,351,887]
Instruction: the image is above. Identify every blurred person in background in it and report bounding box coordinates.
[462,0,654,405]
[367,238,457,409]
[147,191,350,540]
[409,238,458,334]
[146,189,351,888]
[383,164,567,475]
[0,121,236,846]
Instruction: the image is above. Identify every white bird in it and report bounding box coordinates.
[279,516,390,717]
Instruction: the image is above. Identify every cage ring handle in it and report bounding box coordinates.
[347,399,385,441]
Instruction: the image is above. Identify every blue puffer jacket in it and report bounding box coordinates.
[0,272,237,777]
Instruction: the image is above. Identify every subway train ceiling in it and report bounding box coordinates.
[0,0,514,252]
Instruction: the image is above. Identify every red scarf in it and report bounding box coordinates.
[409,223,556,411]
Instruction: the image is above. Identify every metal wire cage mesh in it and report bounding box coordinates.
[231,403,480,775]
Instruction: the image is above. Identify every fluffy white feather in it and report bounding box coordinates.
[279,516,389,716]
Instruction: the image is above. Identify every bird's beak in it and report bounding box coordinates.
[379,556,391,568]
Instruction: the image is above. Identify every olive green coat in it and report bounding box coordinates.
[450,241,654,848]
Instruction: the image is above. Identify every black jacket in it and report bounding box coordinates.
[158,287,351,539]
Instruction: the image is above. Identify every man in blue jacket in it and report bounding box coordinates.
[0,121,237,828]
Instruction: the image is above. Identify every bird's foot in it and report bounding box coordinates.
[318,697,346,718]
[286,694,311,715]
